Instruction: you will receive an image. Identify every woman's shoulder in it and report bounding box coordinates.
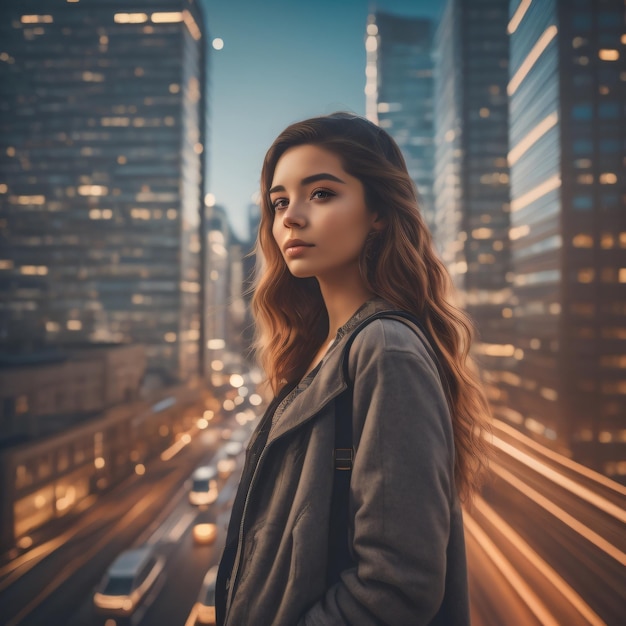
[349,314,433,361]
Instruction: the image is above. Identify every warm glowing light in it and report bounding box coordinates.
[114,13,148,24]
[151,11,183,23]
[508,25,558,95]
[78,185,108,196]
[599,172,617,184]
[463,510,561,626]
[17,536,33,549]
[367,23,378,36]
[509,224,530,240]
[223,399,235,411]
[212,38,224,50]
[598,49,619,61]
[67,320,82,330]
[489,460,625,570]
[34,494,46,509]
[94,457,105,469]
[572,233,593,248]
[507,0,531,34]
[540,387,558,401]
[619,269,626,283]
[249,394,263,407]
[15,195,45,205]
[365,36,377,52]
[493,436,626,526]
[472,228,493,239]
[230,374,244,388]
[134,464,146,475]
[203,409,214,420]
[130,208,150,220]
[510,174,561,212]
[183,10,201,40]
[161,435,188,460]
[508,112,558,165]
[474,343,516,357]
[20,265,47,275]
[164,332,177,343]
[468,496,606,626]
[21,15,53,23]
[196,417,208,429]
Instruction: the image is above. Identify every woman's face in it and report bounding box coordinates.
[270,144,381,283]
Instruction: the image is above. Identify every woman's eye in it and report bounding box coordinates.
[272,198,288,211]
[311,189,334,201]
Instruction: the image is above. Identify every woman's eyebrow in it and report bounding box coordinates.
[269,173,346,195]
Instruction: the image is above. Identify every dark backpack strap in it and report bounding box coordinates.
[327,383,353,586]
[327,310,449,586]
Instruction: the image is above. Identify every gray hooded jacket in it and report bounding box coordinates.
[216,300,470,625]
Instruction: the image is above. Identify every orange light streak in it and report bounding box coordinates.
[492,436,626,523]
[493,418,626,496]
[490,462,626,566]
[160,435,190,461]
[463,510,560,626]
[472,496,606,626]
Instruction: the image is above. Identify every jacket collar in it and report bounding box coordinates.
[267,298,394,443]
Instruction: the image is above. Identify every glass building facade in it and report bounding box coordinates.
[433,0,513,416]
[506,0,626,478]
[0,0,208,383]
[365,12,436,230]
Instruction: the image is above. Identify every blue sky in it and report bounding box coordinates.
[200,0,442,239]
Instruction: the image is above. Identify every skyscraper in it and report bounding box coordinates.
[505,0,625,477]
[433,0,512,416]
[0,0,208,383]
[365,12,436,230]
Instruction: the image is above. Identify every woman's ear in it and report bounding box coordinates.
[371,214,387,231]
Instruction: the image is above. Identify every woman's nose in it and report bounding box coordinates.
[282,203,306,229]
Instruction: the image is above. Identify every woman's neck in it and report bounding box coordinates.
[318,278,375,341]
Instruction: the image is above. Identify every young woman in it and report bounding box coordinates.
[216,112,491,625]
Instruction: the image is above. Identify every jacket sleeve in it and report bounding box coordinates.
[297,319,456,625]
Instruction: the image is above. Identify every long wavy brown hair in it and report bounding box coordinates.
[252,112,490,500]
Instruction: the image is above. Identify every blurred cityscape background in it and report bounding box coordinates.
[0,0,624,625]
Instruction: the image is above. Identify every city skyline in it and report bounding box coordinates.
[0,3,623,623]
[201,0,442,239]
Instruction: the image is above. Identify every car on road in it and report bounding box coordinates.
[185,565,218,626]
[93,545,165,623]
[192,522,217,545]
[189,465,218,506]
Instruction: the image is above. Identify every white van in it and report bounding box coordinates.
[189,465,218,506]
[93,545,165,621]
[184,565,218,626]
